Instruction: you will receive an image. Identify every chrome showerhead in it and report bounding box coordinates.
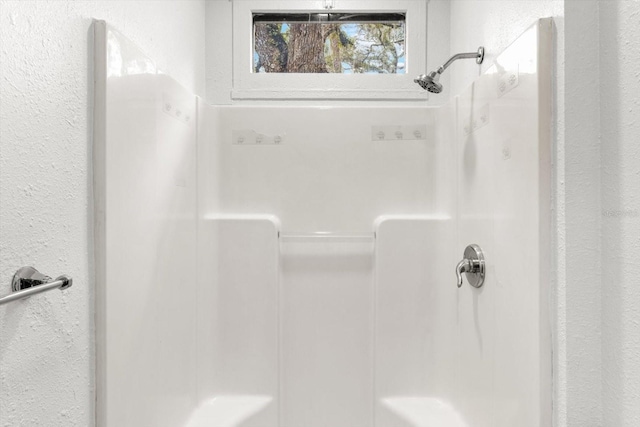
[414,72,443,94]
[415,46,485,94]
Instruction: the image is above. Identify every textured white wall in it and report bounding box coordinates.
[561,3,602,426]
[0,1,205,425]
[599,2,640,426]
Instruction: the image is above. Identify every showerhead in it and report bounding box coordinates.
[415,46,485,94]
[414,72,443,94]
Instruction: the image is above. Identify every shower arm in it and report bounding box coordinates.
[433,47,485,76]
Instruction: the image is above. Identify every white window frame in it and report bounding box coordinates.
[231,0,428,100]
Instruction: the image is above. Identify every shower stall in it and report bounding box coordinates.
[93,18,552,427]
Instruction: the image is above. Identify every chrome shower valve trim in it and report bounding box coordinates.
[456,244,485,288]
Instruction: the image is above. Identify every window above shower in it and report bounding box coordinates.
[252,12,406,74]
[231,0,428,100]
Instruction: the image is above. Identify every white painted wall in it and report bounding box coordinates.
[0,1,205,425]
[599,2,640,426]
[560,3,602,426]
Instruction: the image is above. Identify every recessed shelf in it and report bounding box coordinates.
[279,231,375,243]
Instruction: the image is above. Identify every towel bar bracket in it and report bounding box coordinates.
[0,266,73,306]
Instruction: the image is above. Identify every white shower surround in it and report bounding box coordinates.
[94,19,552,427]
[2,1,639,426]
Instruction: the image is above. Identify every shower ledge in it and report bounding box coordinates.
[381,397,469,427]
[201,214,452,235]
[183,395,272,427]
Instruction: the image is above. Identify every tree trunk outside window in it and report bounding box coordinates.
[255,23,288,72]
[287,24,328,73]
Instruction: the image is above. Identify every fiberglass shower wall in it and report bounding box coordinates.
[195,102,455,427]
[93,21,199,427]
[94,19,551,427]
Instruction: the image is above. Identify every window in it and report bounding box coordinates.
[232,0,428,100]
[253,13,406,74]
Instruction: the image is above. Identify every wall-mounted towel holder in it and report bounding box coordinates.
[0,266,72,306]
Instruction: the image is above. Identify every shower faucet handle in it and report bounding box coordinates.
[455,244,485,288]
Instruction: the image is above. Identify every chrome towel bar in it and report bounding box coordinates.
[0,266,72,306]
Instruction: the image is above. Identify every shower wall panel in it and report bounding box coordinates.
[454,20,552,427]
[280,234,375,427]
[198,105,448,232]
[374,216,459,427]
[196,103,455,427]
[196,19,552,427]
[195,216,279,427]
[94,22,198,427]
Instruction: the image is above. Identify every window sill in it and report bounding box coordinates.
[231,88,430,101]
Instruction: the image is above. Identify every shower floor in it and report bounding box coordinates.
[184,395,467,427]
